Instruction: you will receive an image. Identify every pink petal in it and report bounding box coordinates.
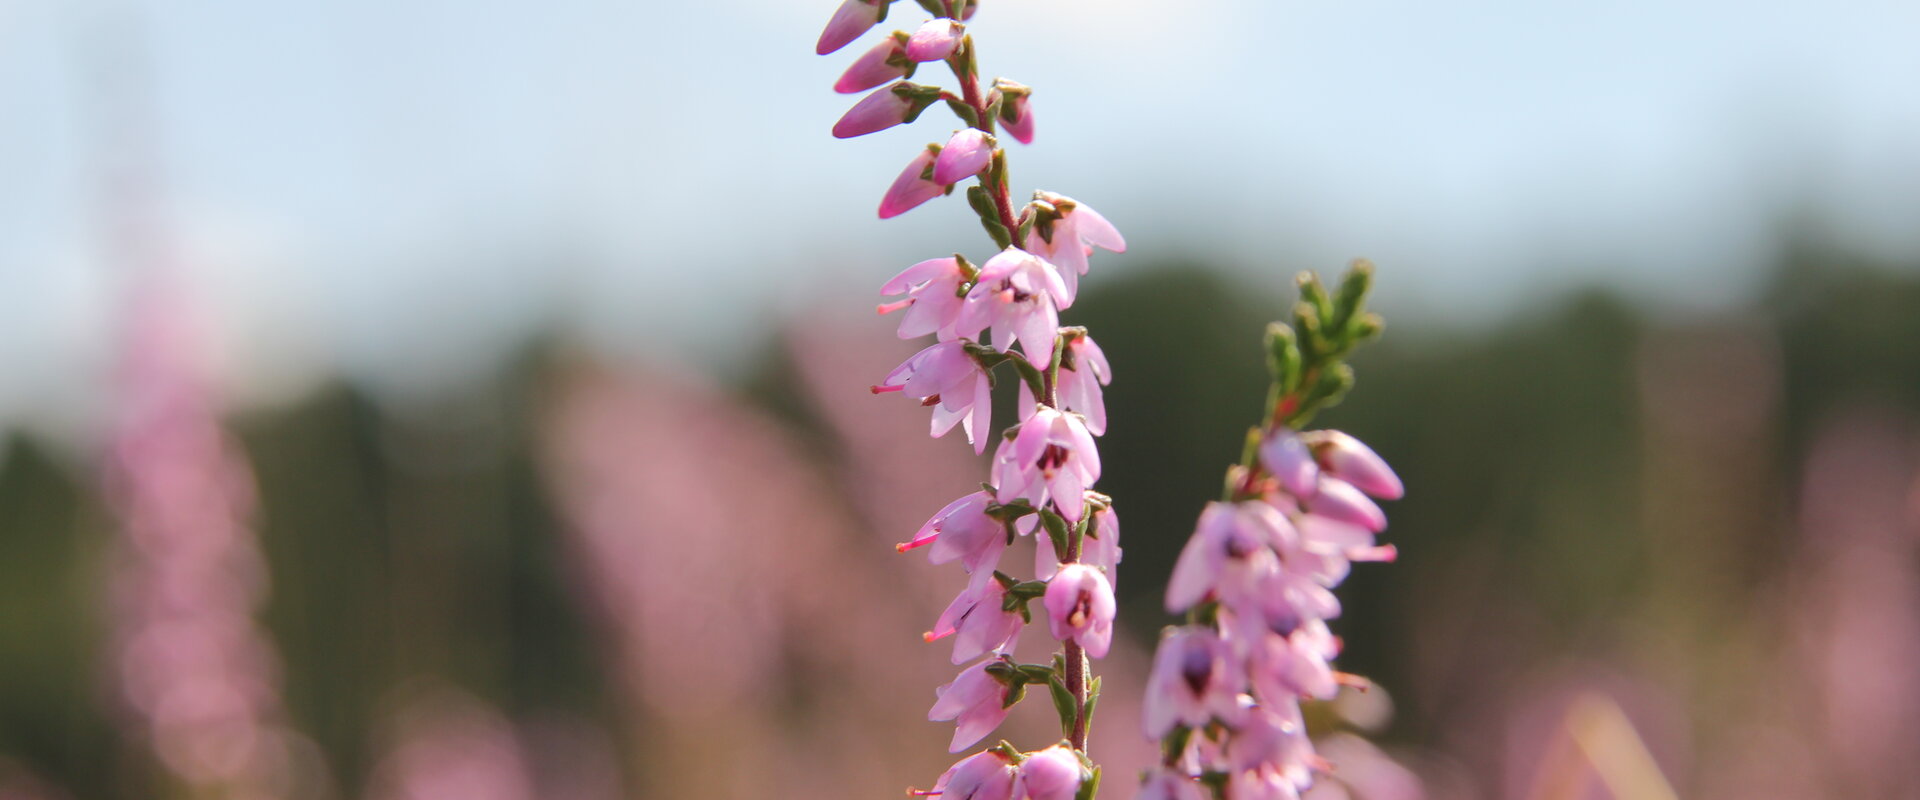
[1306,477,1387,532]
[965,373,992,454]
[1070,204,1126,252]
[1002,101,1035,144]
[1318,430,1403,500]
[881,256,955,296]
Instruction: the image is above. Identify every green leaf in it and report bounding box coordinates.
[1082,676,1101,729]
[1047,675,1077,737]
[1016,663,1057,682]
[1002,681,1028,709]
[1074,765,1102,800]
[1039,509,1071,560]
[967,186,1013,249]
[1331,258,1374,333]
[1264,322,1302,392]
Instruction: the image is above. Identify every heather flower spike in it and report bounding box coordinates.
[817,1,1124,792]
[1136,262,1403,799]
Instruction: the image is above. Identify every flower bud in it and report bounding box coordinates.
[1260,430,1319,498]
[817,0,891,55]
[834,81,939,139]
[934,129,995,185]
[1304,476,1387,532]
[879,145,947,218]
[906,18,965,62]
[932,750,1020,800]
[1311,430,1403,500]
[834,32,913,94]
[1017,745,1085,800]
[994,79,1035,144]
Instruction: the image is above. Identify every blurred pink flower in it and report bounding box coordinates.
[1017,745,1084,800]
[104,276,292,798]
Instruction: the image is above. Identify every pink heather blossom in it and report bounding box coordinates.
[1228,705,1314,786]
[874,340,994,452]
[1000,91,1035,144]
[991,407,1101,521]
[1015,745,1084,800]
[816,0,887,55]
[899,490,1009,575]
[1138,768,1207,800]
[1055,335,1111,435]
[1165,502,1295,613]
[879,145,948,218]
[835,33,912,94]
[1228,768,1305,800]
[1309,430,1403,500]
[1259,430,1319,498]
[1033,505,1121,579]
[1303,476,1386,533]
[1142,626,1240,738]
[1249,620,1341,702]
[956,247,1071,355]
[835,83,918,138]
[928,578,1023,665]
[1043,563,1116,658]
[931,751,1020,800]
[1022,196,1124,302]
[905,18,965,62]
[879,255,969,339]
[930,661,1016,752]
[934,129,995,185]
[1294,513,1394,565]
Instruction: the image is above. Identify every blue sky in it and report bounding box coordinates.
[1,0,1917,434]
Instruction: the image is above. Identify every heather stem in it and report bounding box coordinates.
[946,37,1022,243]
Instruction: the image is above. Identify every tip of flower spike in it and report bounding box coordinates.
[923,631,939,642]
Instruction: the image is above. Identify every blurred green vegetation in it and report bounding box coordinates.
[2,237,1917,796]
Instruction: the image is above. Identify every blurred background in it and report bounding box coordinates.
[3,0,1919,797]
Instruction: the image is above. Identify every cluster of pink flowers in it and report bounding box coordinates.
[103,280,292,798]
[819,0,1125,796]
[1138,428,1402,800]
